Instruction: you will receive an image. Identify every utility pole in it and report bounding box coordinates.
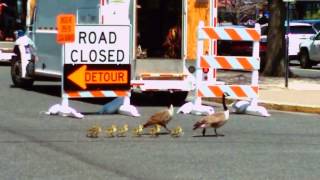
[283,0,295,88]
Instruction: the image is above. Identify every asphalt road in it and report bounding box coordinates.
[1,66,320,180]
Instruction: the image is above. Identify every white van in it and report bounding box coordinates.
[11,0,196,104]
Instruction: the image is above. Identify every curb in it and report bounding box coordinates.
[201,98,320,114]
[260,101,320,114]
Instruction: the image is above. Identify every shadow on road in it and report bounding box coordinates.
[29,84,61,97]
[0,62,10,66]
[23,84,116,105]
[10,84,187,107]
[130,91,187,106]
[192,134,224,138]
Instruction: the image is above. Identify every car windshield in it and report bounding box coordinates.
[260,25,316,36]
[287,26,316,34]
[313,23,320,32]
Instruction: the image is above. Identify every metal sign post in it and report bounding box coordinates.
[285,1,290,88]
[46,14,84,118]
[284,0,295,88]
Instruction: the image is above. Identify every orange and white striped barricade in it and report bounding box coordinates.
[179,21,269,116]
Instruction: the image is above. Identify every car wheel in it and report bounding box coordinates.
[11,58,34,88]
[300,50,312,69]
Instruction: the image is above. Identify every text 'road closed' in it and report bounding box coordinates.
[65,25,130,64]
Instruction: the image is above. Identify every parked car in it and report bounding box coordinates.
[298,31,320,68]
[292,19,320,32]
[0,41,14,62]
[258,22,317,61]
[286,22,317,60]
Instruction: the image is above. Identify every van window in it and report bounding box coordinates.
[36,0,99,28]
[77,8,99,25]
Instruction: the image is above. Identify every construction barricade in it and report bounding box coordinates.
[46,1,140,118]
[179,21,269,117]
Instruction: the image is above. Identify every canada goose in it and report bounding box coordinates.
[143,104,174,133]
[86,124,102,138]
[117,124,129,137]
[171,125,184,137]
[106,124,117,137]
[132,124,144,137]
[149,124,161,137]
[193,92,230,137]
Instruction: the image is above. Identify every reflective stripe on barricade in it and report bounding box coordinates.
[200,56,260,70]
[140,73,188,78]
[199,27,260,41]
[64,90,129,98]
[198,85,259,98]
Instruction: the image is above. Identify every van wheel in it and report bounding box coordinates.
[11,59,34,88]
[300,50,312,69]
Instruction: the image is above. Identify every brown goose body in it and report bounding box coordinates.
[193,93,230,136]
[143,105,174,132]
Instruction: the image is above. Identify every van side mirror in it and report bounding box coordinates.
[310,35,315,40]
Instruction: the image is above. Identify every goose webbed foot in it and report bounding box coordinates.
[214,129,224,137]
[202,128,206,136]
[215,134,225,137]
[162,125,171,134]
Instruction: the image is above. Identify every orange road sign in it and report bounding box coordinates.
[66,65,130,90]
[56,14,75,44]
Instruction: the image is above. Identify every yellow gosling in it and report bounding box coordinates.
[132,124,144,137]
[171,126,184,137]
[106,124,117,137]
[86,124,102,138]
[117,124,129,137]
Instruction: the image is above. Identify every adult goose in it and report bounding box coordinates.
[193,92,230,136]
[143,104,174,133]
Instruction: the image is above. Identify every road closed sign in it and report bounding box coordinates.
[64,25,130,64]
[63,25,131,93]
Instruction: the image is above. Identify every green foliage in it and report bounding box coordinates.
[305,10,320,19]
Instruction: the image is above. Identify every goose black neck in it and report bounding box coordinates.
[222,94,228,111]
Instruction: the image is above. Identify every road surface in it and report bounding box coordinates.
[0,66,320,180]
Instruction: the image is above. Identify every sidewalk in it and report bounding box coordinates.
[214,71,320,114]
[259,76,320,113]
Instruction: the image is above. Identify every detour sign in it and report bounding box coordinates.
[64,64,131,91]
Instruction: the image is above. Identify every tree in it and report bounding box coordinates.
[295,1,305,19]
[262,0,286,76]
